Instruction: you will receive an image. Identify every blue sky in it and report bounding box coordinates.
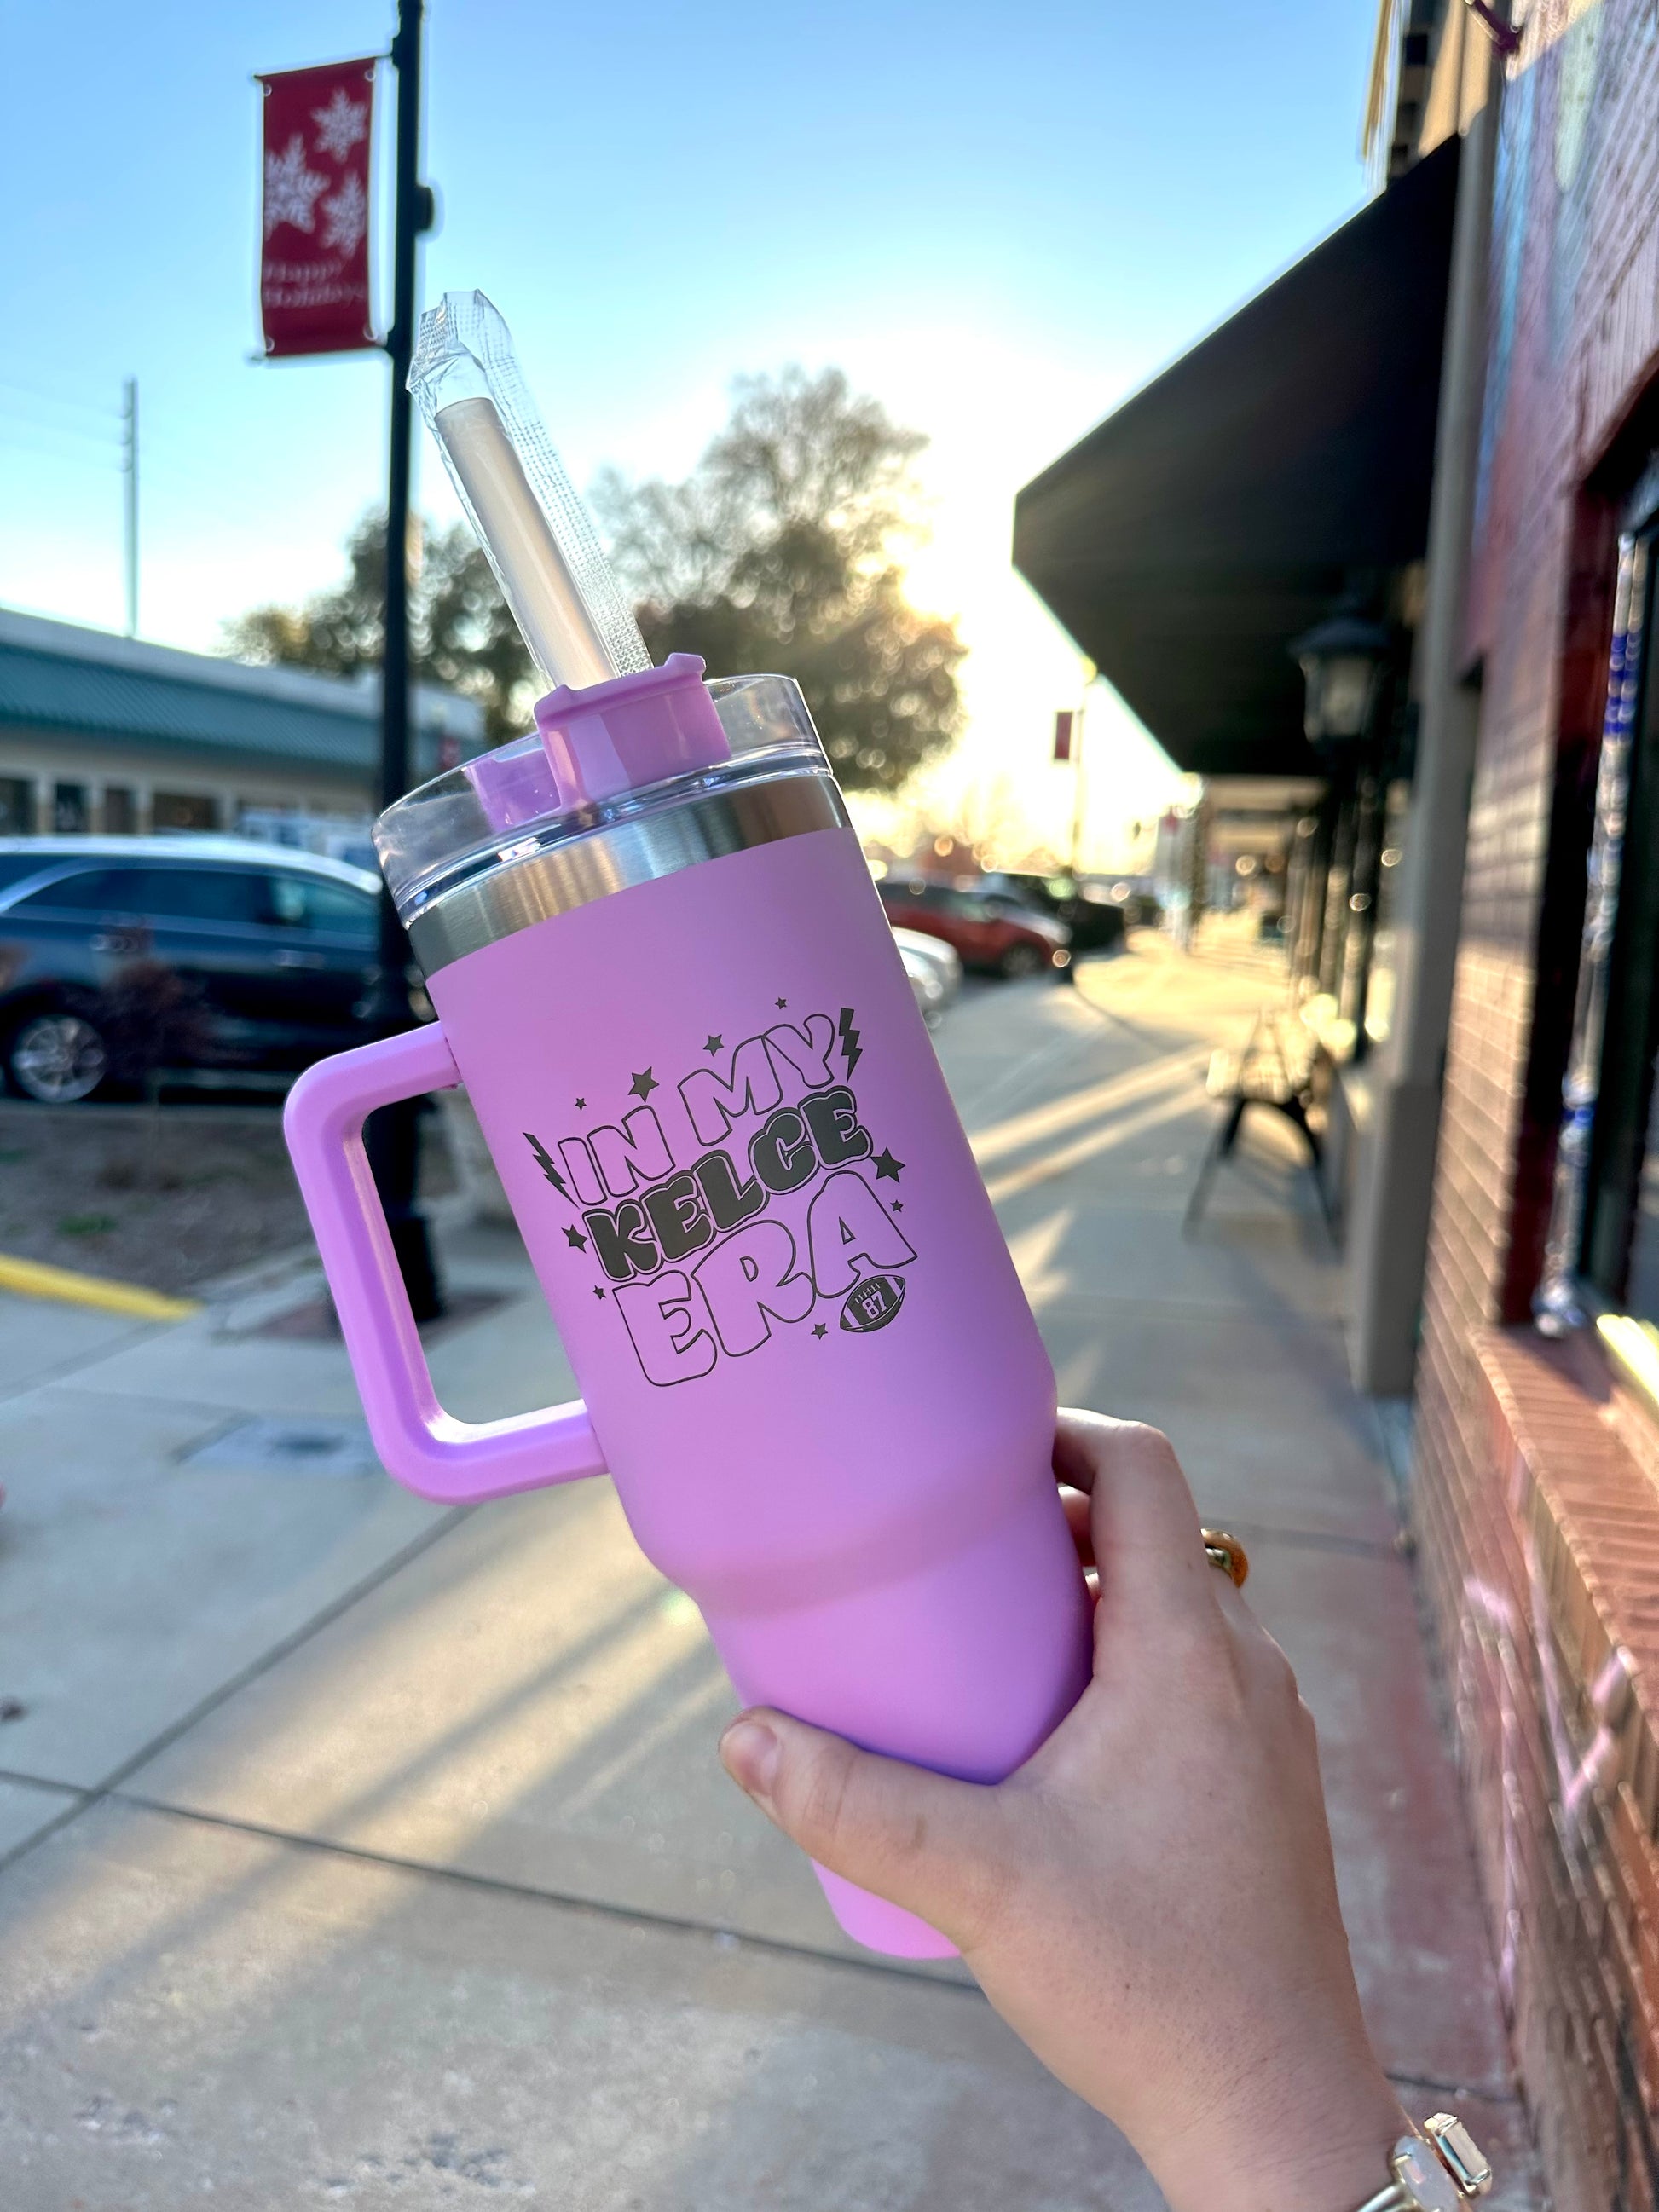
[0,0,1377,860]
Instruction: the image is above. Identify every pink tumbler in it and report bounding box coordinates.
[281,293,1090,1958]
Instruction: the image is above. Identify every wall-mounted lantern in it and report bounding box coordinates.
[1289,611,1394,754]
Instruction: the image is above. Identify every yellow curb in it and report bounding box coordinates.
[0,1252,201,1323]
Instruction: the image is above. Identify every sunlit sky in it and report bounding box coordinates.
[0,1,1375,868]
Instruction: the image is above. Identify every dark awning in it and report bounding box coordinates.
[1013,136,1460,777]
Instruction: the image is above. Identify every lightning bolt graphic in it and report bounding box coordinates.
[523,1131,570,1200]
[837,1005,862,1079]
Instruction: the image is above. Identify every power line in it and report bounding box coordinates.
[0,371,124,422]
[0,427,121,475]
[0,404,123,459]
[0,416,243,523]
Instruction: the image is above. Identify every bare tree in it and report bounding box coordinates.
[223,516,539,747]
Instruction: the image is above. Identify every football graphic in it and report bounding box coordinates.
[839,1273,906,1334]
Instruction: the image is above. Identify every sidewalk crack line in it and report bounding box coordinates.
[101,1792,989,1999]
[0,1505,471,1879]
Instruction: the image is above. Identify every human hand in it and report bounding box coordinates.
[719,1412,1408,2212]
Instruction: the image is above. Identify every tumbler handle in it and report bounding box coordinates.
[283,1023,607,1503]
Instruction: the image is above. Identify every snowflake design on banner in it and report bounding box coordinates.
[263,135,328,236]
[321,172,368,256]
[312,87,369,164]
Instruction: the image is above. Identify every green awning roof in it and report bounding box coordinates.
[0,610,483,778]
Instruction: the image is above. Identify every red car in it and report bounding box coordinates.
[876,877,1069,978]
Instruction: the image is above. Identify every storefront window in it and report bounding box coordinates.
[1537,514,1659,1334]
[0,779,33,835]
[1583,540,1659,1325]
[152,791,219,832]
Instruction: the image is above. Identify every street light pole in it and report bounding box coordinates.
[363,0,443,1320]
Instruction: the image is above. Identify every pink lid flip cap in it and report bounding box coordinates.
[532,653,731,807]
[459,654,731,831]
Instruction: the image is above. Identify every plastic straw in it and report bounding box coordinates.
[409,291,650,693]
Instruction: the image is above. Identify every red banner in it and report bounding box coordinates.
[1053,709,1074,763]
[257,59,378,358]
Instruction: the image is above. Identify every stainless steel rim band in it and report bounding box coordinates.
[406,771,849,977]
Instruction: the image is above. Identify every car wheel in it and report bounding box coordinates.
[999,942,1045,979]
[5,1010,110,1103]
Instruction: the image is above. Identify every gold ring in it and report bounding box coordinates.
[1201,1528,1249,1588]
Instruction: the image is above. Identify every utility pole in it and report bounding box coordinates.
[121,378,139,638]
[363,0,444,1320]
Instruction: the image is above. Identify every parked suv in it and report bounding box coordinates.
[876,877,1069,977]
[978,871,1127,956]
[0,836,386,1103]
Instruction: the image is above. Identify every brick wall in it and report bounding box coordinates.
[1415,4,1659,2204]
[1419,1333,1659,2206]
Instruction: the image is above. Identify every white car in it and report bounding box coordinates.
[893,926,962,1026]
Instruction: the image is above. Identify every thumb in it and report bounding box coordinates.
[719,1707,1013,1948]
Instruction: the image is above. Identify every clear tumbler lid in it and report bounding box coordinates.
[374,671,833,924]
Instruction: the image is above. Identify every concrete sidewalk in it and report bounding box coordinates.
[0,931,1543,2209]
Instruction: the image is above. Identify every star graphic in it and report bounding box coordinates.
[592,1285,607,1301]
[775,996,788,1009]
[629,1068,659,1102]
[704,1034,724,1055]
[873,1148,905,1183]
[564,1225,588,1250]
[891,1201,905,1214]
[575,1097,587,1112]
[812,1323,828,1339]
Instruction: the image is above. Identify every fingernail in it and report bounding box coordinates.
[720,1716,781,1804]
